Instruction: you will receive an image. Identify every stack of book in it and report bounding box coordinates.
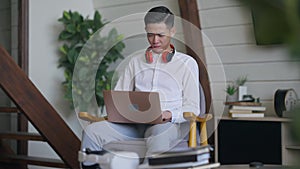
[226,102,266,118]
[138,145,220,169]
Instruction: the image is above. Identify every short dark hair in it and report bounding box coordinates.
[144,6,174,29]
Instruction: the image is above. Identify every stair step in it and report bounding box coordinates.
[0,107,19,113]
[0,163,27,169]
[0,154,67,168]
[1,46,81,168]
[0,132,45,141]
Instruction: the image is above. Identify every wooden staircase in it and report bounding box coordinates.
[0,46,81,168]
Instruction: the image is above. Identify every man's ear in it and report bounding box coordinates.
[170,27,176,37]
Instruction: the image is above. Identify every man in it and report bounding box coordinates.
[81,6,201,169]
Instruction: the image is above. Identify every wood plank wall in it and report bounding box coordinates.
[0,0,11,53]
[0,0,15,144]
[93,0,300,116]
[92,0,186,59]
[197,0,300,116]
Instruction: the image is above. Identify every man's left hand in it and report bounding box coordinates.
[162,111,172,122]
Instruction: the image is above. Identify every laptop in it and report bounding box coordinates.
[103,90,164,124]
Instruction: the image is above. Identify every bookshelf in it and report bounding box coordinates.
[213,115,299,166]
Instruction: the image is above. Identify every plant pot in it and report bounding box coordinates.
[226,94,238,102]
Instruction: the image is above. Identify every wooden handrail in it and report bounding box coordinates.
[0,46,80,169]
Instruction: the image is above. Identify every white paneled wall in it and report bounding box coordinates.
[92,0,186,58]
[198,0,300,116]
[198,0,241,10]
[93,0,180,21]
[200,6,252,29]
[92,0,300,116]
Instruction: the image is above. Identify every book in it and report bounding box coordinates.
[148,146,212,166]
[229,109,253,114]
[231,105,266,112]
[148,152,210,166]
[224,101,262,106]
[230,112,265,118]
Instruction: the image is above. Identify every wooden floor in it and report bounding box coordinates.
[219,165,290,169]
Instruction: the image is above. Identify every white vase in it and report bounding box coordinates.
[238,86,247,101]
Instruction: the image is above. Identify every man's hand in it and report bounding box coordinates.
[162,110,172,122]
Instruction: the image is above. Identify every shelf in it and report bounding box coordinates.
[285,145,300,150]
[215,114,298,166]
[216,116,292,122]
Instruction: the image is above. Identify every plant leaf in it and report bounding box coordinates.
[57,9,125,110]
[66,23,76,34]
[63,11,71,20]
[59,31,73,40]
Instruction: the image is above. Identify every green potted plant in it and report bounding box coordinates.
[225,83,237,102]
[57,10,125,114]
[236,75,248,86]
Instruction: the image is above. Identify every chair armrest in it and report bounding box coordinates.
[78,112,107,123]
[183,112,212,122]
[183,112,213,147]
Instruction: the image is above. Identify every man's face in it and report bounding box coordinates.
[145,22,175,54]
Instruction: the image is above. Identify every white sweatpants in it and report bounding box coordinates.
[81,121,190,165]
